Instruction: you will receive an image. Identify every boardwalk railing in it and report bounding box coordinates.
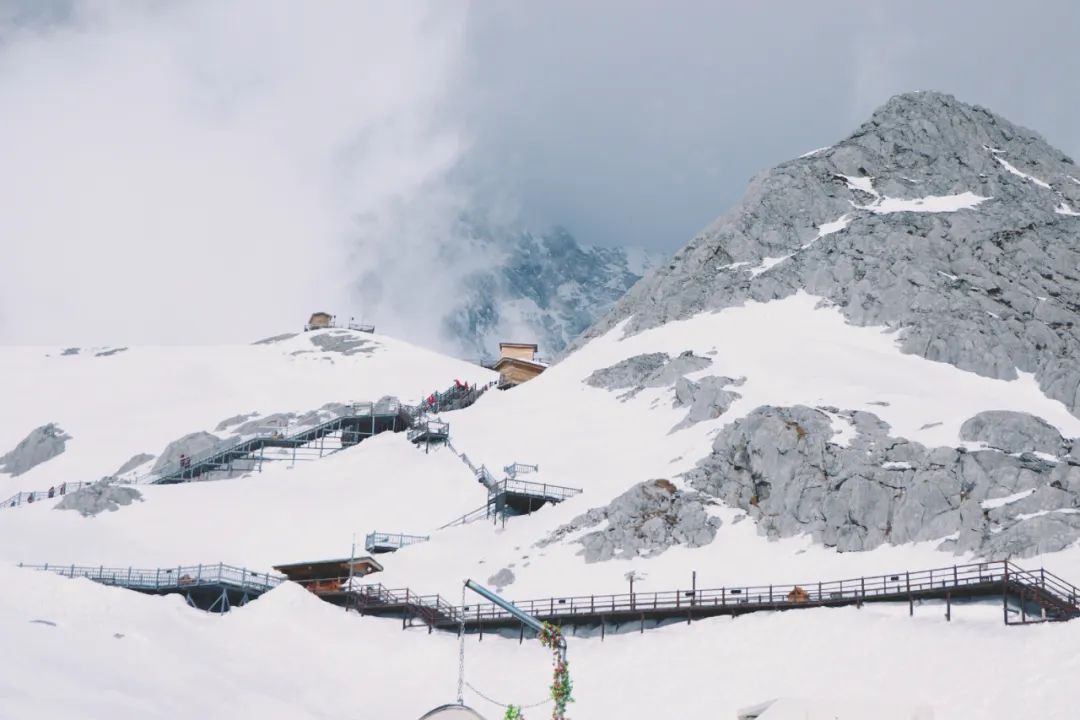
[1,482,92,510]
[20,562,284,594]
[364,532,430,553]
[343,560,1080,630]
[493,478,582,503]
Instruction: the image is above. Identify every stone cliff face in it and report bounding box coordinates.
[571,92,1080,559]
[577,91,1080,416]
[443,225,656,358]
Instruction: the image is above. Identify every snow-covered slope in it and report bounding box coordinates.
[6,92,1080,719]
[0,327,494,496]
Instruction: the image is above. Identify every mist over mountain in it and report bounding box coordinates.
[441,222,656,358]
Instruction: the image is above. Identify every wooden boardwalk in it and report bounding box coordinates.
[25,559,1080,630]
[339,560,1080,632]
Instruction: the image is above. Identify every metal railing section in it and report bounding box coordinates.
[20,562,284,593]
[364,532,431,553]
[1,482,93,509]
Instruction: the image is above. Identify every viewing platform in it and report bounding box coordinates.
[21,562,282,613]
[365,532,430,554]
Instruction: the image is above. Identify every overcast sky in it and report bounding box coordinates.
[0,1,1077,344]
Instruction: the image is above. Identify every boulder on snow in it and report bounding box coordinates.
[0,423,71,476]
[112,452,155,477]
[959,410,1065,455]
[586,351,713,401]
[151,431,223,473]
[55,478,142,517]
[542,479,721,562]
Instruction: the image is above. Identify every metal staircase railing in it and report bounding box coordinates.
[1,481,93,510]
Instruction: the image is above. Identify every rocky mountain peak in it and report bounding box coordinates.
[575,92,1080,416]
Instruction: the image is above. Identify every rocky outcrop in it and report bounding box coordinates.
[686,405,1080,558]
[585,353,671,390]
[586,351,712,400]
[113,453,154,477]
[151,432,222,473]
[542,479,721,562]
[55,479,142,517]
[573,92,1080,418]
[672,375,744,430]
[308,331,375,356]
[959,410,1065,455]
[0,424,71,476]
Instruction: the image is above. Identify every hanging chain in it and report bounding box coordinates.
[465,681,551,710]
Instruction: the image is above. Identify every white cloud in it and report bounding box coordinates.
[0,1,471,345]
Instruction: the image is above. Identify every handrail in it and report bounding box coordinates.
[1,481,93,509]
[438,503,493,529]
[492,478,582,502]
[364,532,430,552]
[20,562,284,593]
[344,560,1080,628]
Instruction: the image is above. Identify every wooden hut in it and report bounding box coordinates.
[305,312,334,331]
[272,556,383,597]
[492,342,546,389]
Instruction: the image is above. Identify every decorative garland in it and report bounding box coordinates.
[539,623,574,719]
[501,623,574,720]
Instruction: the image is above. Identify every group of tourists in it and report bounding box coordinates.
[12,482,69,507]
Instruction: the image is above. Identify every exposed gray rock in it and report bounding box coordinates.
[444,223,657,358]
[113,453,154,477]
[151,432,223,473]
[645,351,713,387]
[672,375,744,429]
[253,333,298,345]
[55,478,142,517]
[94,347,127,357]
[0,424,71,476]
[230,413,295,436]
[542,479,721,562]
[487,568,516,592]
[686,404,1080,559]
[571,92,1080,418]
[60,348,79,356]
[586,351,713,402]
[585,353,670,390]
[960,410,1065,454]
[373,396,402,415]
[308,331,375,356]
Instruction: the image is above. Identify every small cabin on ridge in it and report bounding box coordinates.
[305,312,334,331]
[272,556,383,597]
[492,342,546,389]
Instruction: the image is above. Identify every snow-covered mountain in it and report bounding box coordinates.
[6,92,1080,719]
[442,222,656,358]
